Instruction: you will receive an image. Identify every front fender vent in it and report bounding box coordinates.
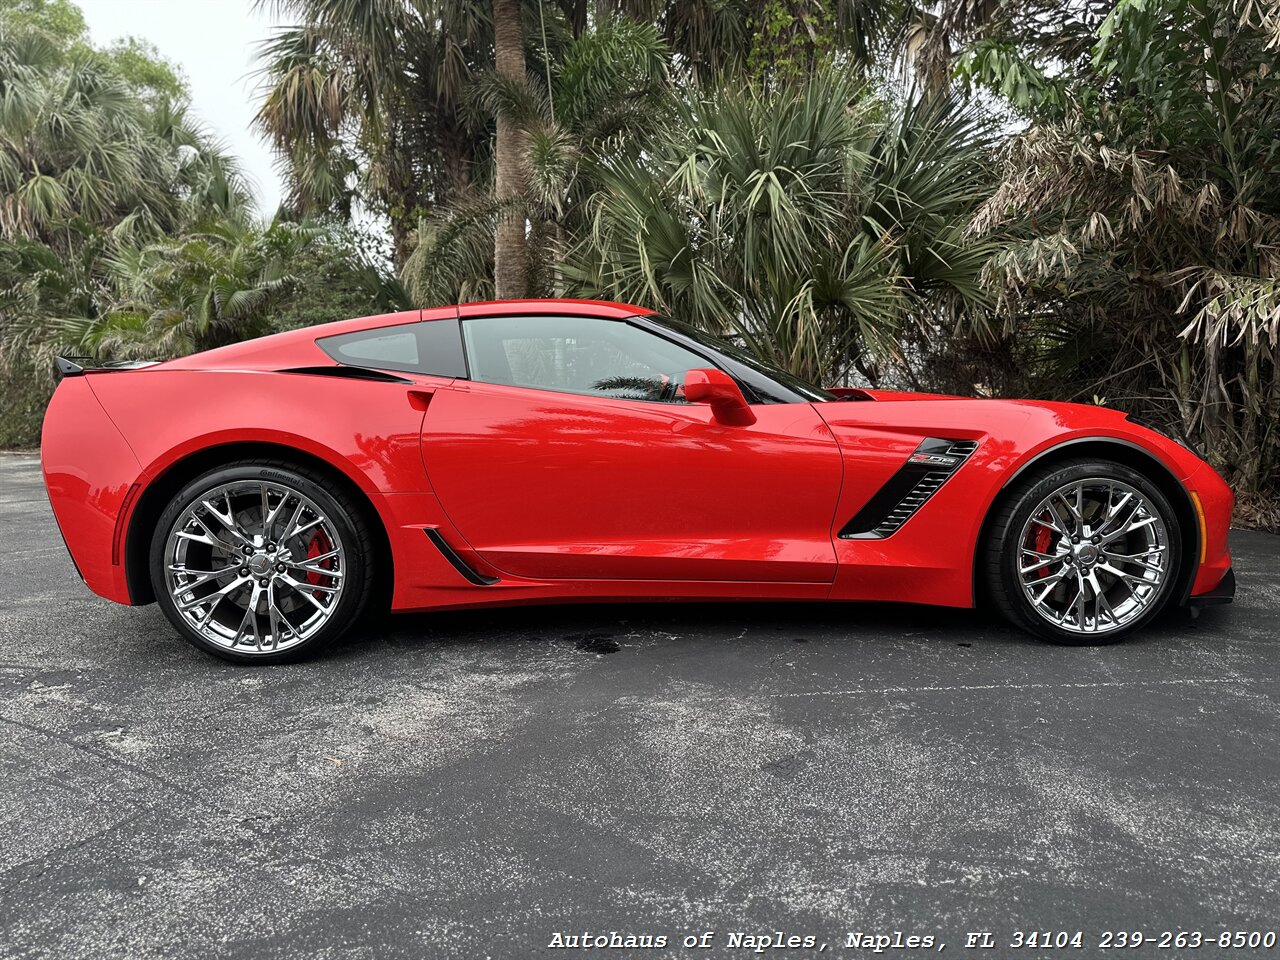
[839,438,979,539]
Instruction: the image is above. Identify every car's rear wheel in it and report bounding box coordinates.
[985,459,1181,645]
[150,461,374,663]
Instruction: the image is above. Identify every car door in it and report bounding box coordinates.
[419,310,844,583]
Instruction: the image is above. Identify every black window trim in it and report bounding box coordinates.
[316,317,468,380]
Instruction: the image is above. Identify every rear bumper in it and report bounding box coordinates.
[41,378,141,604]
[1188,566,1236,606]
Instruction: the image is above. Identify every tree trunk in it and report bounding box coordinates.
[492,0,527,299]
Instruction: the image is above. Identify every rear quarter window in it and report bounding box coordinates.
[318,320,466,377]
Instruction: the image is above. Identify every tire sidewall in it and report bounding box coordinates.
[996,460,1182,645]
[150,463,367,664]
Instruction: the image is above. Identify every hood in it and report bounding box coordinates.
[826,387,970,402]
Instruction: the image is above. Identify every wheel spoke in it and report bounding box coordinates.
[1097,490,1133,536]
[278,572,335,610]
[1020,554,1059,576]
[1066,483,1086,528]
[164,479,347,655]
[287,574,339,595]
[271,592,301,648]
[288,559,345,579]
[262,488,289,540]
[1123,514,1158,535]
[231,582,264,649]
[288,516,324,540]
[169,566,232,592]
[1022,548,1057,560]
[1097,560,1152,587]
[1047,498,1077,539]
[266,591,280,648]
[178,515,236,551]
[1018,477,1168,635]
[1085,570,1114,630]
[1098,507,1155,546]
[1033,568,1070,604]
[200,499,252,547]
[1108,553,1164,574]
[282,499,305,542]
[1057,574,1083,624]
[176,574,249,611]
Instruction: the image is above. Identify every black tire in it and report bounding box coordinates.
[984,458,1182,645]
[150,460,376,664]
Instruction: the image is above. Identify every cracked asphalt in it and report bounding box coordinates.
[2,452,1278,959]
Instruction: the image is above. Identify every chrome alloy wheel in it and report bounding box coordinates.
[164,480,346,654]
[1017,478,1170,635]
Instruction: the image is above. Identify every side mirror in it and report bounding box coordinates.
[684,368,756,426]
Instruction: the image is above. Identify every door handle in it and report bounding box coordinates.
[407,389,434,411]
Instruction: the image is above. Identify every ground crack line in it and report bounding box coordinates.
[770,677,1264,697]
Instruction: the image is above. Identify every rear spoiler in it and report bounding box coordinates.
[54,356,160,378]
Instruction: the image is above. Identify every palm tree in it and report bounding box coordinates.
[255,0,912,283]
[968,0,1280,509]
[566,70,998,385]
[0,15,252,365]
[493,0,528,297]
[578,0,898,83]
[255,0,493,265]
[401,15,670,304]
[0,20,248,249]
[57,218,339,360]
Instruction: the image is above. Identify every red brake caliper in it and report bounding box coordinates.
[1033,522,1054,578]
[305,530,335,596]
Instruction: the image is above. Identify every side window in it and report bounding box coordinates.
[461,315,710,403]
[318,320,466,377]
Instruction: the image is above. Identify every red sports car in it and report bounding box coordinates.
[42,299,1235,663]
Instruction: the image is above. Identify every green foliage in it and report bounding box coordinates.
[0,0,85,43]
[966,0,1280,498]
[55,218,403,359]
[0,2,404,447]
[254,0,496,264]
[0,356,51,448]
[402,14,672,305]
[953,38,1064,113]
[0,6,254,407]
[254,0,906,270]
[568,71,998,384]
[747,0,835,86]
[101,37,186,102]
[270,222,413,329]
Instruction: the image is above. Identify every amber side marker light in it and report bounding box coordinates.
[1189,490,1209,564]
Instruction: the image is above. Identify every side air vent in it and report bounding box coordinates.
[424,528,499,585]
[839,438,980,539]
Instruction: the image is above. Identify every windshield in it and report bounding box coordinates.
[648,315,837,403]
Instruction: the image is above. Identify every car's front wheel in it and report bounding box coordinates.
[150,461,374,663]
[985,459,1182,644]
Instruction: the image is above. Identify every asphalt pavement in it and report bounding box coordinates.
[2,452,1278,960]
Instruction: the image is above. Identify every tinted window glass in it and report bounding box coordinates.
[319,320,466,377]
[462,315,708,403]
[332,330,418,366]
[647,315,836,402]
